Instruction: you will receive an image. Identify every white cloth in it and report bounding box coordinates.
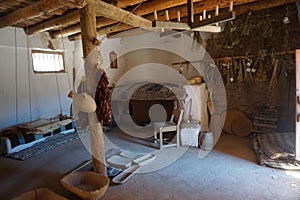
[180,122,201,147]
[183,84,209,131]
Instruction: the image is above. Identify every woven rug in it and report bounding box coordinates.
[5,131,80,160]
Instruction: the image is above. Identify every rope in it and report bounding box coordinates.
[53,45,63,115]
[54,67,63,115]
[26,27,33,122]
[14,26,19,125]
[60,29,72,91]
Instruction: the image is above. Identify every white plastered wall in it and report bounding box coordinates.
[0,27,74,130]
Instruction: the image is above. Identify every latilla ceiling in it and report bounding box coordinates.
[0,0,296,41]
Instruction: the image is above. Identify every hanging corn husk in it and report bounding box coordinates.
[267,58,279,109]
[241,12,252,36]
[210,34,218,51]
[193,31,205,49]
[253,49,268,82]
[282,6,291,50]
[278,59,288,87]
[262,12,273,39]
[237,60,243,84]
[223,21,240,49]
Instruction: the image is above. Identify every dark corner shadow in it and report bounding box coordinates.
[213,133,258,164]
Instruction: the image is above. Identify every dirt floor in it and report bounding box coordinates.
[0,127,300,200]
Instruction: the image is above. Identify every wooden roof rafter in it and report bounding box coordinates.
[0,0,87,29]
[0,0,297,41]
[87,0,296,40]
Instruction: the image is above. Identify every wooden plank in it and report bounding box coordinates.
[192,25,222,32]
[26,10,80,35]
[190,12,236,29]
[296,50,300,161]
[0,0,86,29]
[80,4,107,175]
[94,0,152,28]
[152,21,190,30]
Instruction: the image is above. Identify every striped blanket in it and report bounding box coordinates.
[253,132,300,170]
[0,120,75,155]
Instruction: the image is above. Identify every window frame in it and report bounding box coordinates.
[31,49,66,74]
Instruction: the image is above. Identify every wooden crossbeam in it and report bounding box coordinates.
[51,0,202,38]
[152,21,190,31]
[192,25,221,32]
[94,0,152,28]
[0,0,86,29]
[50,0,146,38]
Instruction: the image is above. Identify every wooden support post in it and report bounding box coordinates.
[80,4,107,175]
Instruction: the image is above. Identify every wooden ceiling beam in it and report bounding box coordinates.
[0,0,86,29]
[25,10,80,35]
[93,0,295,39]
[115,0,148,8]
[38,0,142,37]
[90,0,253,38]
[51,0,203,39]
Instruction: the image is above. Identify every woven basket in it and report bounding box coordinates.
[60,171,109,200]
[222,109,253,137]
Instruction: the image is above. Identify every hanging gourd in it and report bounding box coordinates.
[68,91,96,113]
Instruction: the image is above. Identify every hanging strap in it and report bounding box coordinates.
[26,27,33,122]
[60,29,72,91]
[54,64,63,115]
[14,26,19,125]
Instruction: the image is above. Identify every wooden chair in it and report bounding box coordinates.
[153,108,184,150]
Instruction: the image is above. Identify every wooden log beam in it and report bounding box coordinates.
[29,0,142,36]
[80,4,107,175]
[52,0,202,39]
[0,0,86,29]
[116,0,148,8]
[26,10,80,35]
[131,0,202,16]
[94,0,152,28]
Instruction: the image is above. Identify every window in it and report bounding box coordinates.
[32,50,65,73]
